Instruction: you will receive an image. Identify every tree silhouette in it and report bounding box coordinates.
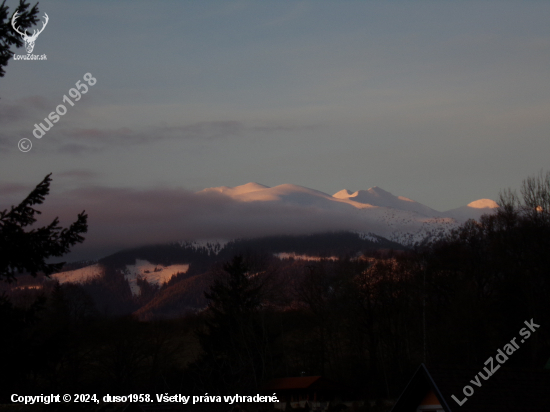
[0,0,40,77]
[194,255,269,395]
[418,171,550,369]
[0,173,88,282]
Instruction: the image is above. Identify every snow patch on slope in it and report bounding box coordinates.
[124,260,189,296]
[275,253,338,261]
[53,261,190,296]
[52,263,104,284]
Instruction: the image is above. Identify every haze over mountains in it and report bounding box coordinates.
[32,183,498,318]
[200,182,498,246]
[15,181,497,262]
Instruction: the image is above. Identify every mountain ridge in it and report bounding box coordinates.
[197,182,499,247]
[203,182,498,221]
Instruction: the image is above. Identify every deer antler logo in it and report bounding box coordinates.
[11,11,49,54]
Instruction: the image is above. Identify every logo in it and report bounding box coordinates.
[11,10,48,60]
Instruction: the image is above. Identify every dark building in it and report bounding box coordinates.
[391,363,550,412]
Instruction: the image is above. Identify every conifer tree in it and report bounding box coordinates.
[195,255,268,394]
[0,173,88,282]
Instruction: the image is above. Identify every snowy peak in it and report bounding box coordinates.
[333,186,441,217]
[237,184,339,207]
[200,182,269,197]
[197,182,497,247]
[234,182,270,194]
[444,199,499,222]
[333,189,354,199]
[267,184,332,199]
[366,186,393,198]
[334,186,403,204]
[467,199,499,209]
[203,182,497,222]
[204,183,335,205]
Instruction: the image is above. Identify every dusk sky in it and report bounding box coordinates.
[1,1,549,260]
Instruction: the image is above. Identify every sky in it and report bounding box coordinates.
[1,1,549,260]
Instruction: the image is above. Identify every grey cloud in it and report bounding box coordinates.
[49,120,307,155]
[57,142,106,155]
[32,185,378,262]
[0,96,52,124]
[162,121,244,140]
[56,169,100,180]
[3,105,312,155]
[0,134,9,147]
[0,130,38,154]
[0,182,31,197]
[0,181,40,212]
[0,102,26,124]
[1,95,250,154]
[51,121,246,154]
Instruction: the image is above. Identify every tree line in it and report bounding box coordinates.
[1,172,550,410]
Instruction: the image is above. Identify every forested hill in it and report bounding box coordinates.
[4,231,406,318]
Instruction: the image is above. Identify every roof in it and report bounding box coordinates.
[261,376,339,391]
[390,364,452,412]
[391,364,550,412]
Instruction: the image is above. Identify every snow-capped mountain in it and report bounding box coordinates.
[41,184,498,318]
[201,182,270,198]
[334,186,443,217]
[201,182,368,210]
[444,199,500,222]
[200,183,498,247]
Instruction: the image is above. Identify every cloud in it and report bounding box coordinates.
[52,121,246,154]
[56,169,100,180]
[0,96,51,124]
[0,93,253,154]
[0,102,27,124]
[50,120,310,155]
[0,92,316,155]
[0,96,59,154]
[0,181,40,212]
[0,182,31,197]
[0,134,10,148]
[31,184,377,262]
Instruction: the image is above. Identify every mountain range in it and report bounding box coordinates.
[18,181,498,319]
[10,182,500,319]
[200,182,498,246]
